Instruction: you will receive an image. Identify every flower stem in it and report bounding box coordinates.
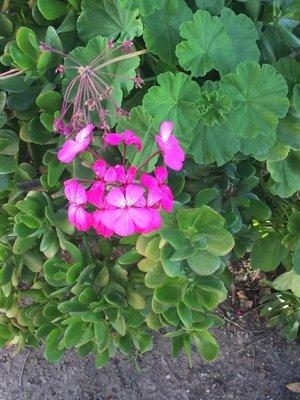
[136,150,161,173]
[93,49,147,72]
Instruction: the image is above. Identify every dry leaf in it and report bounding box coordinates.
[237,290,248,301]
[286,382,300,393]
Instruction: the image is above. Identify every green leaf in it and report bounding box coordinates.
[77,0,143,41]
[0,155,17,174]
[267,150,300,198]
[219,62,289,138]
[176,10,231,77]
[292,247,300,275]
[0,130,19,155]
[193,330,219,361]
[37,0,68,20]
[63,321,85,348]
[154,279,182,304]
[195,188,220,207]
[143,71,201,150]
[44,328,64,363]
[273,270,300,297]
[94,321,109,351]
[16,27,39,60]
[283,212,300,251]
[120,0,164,16]
[190,121,240,166]
[218,8,259,70]
[117,106,158,172]
[142,0,193,64]
[95,349,109,368]
[251,232,288,272]
[187,250,221,275]
[177,301,193,328]
[196,0,224,15]
[36,91,63,114]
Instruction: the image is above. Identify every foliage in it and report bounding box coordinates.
[0,0,299,367]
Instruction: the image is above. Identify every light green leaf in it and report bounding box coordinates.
[37,0,67,20]
[267,150,300,198]
[193,330,219,361]
[176,10,231,77]
[196,0,224,15]
[250,232,288,271]
[77,0,143,41]
[293,247,300,275]
[189,121,240,166]
[273,270,300,297]
[142,0,193,65]
[143,71,201,149]
[187,250,221,275]
[120,0,164,16]
[219,61,289,138]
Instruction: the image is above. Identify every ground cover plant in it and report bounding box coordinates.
[0,0,299,368]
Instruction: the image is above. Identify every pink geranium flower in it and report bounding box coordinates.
[104,130,142,151]
[58,124,94,163]
[97,184,154,236]
[141,166,173,212]
[155,121,185,171]
[113,165,137,185]
[64,180,93,231]
[86,182,113,237]
[93,159,117,183]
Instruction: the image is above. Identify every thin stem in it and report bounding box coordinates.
[136,150,161,173]
[123,144,127,167]
[93,49,147,72]
[0,69,24,79]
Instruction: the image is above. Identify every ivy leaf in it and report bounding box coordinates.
[142,0,193,65]
[189,121,240,166]
[117,106,159,172]
[77,0,143,42]
[240,130,276,159]
[120,0,165,16]
[143,71,201,149]
[219,61,289,138]
[176,10,232,77]
[196,0,224,15]
[267,150,300,198]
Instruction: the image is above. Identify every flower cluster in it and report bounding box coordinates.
[61,121,185,237]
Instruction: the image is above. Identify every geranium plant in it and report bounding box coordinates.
[0,0,299,368]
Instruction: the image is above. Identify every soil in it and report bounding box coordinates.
[0,315,299,400]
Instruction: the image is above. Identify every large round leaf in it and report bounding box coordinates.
[219,61,289,138]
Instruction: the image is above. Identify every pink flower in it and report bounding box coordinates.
[64,180,93,231]
[141,166,173,212]
[93,159,117,183]
[86,182,113,237]
[113,165,137,185]
[104,130,142,151]
[155,121,185,171]
[96,184,154,236]
[58,124,94,163]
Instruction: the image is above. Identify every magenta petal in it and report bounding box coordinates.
[114,165,127,183]
[106,187,126,208]
[58,140,81,163]
[87,182,105,208]
[155,166,168,184]
[75,124,94,143]
[104,166,117,182]
[123,130,142,151]
[140,173,157,189]
[93,159,107,178]
[93,211,113,237]
[99,209,136,236]
[64,179,87,204]
[125,184,145,206]
[68,205,92,231]
[129,207,158,233]
[160,121,174,142]
[147,186,163,207]
[126,166,137,183]
[104,133,123,146]
[164,151,184,171]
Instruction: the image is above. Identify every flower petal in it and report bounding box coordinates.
[58,140,81,163]
[155,166,168,184]
[93,211,113,237]
[87,182,105,208]
[68,205,93,231]
[104,133,123,146]
[160,121,174,142]
[140,172,157,189]
[64,179,87,204]
[106,187,126,208]
[125,184,145,207]
[93,159,107,179]
[75,124,94,144]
